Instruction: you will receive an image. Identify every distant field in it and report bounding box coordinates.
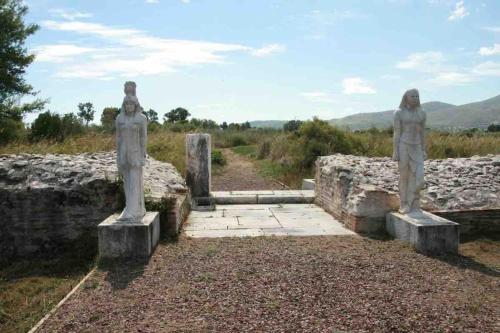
[1,127,499,188]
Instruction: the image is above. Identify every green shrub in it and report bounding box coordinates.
[0,117,25,144]
[211,149,226,166]
[30,111,84,142]
[232,145,256,157]
[257,140,271,159]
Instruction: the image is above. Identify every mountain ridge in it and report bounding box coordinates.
[249,95,500,130]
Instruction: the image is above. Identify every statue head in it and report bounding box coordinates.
[122,95,141,116]
[399,88,421,110]
[124,81,136,97]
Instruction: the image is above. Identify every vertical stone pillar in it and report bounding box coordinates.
[186,133,211,198]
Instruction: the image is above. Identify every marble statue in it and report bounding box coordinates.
[392,88,426,215]
[116,82,148,222]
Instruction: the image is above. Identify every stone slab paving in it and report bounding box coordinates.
[184,204,356,238]
[212,190,315,204]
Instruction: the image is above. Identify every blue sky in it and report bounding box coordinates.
[24,0,500,123]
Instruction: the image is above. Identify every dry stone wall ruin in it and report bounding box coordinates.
[315,154,500,236]
[0,152,188,260]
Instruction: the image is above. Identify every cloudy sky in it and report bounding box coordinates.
[24,0,500,123]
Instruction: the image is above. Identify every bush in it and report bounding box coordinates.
[228,135,247,147]
[30,111,84,141]
[0,117,25,144]
[211,149,226,166]
[257,140,271,159]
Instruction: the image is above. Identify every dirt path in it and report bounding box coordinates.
[212,148,286,191]
[38,237,499,332]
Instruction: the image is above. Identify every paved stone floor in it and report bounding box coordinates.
[185,204,356,238]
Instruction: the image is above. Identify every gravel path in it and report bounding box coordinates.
[212,149,286,191]
[39,236,499,332]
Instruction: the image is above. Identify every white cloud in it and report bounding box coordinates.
[251,44,286,57]
[448,1,469,21]
[299,92,335,103]
[478,43,500,56]
[430,72,476,85]
[396,51,445,71]
[145,0,159,3]
[342,78,376,95]
[482,26,500,33]
[471,61,500,76]
[39,20,261,79]
[180,0,190,3]
[49,9,93,20]
[33,44,96,62]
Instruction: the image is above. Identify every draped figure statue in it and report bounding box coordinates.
[392,89,426,215]
[116,81,147,222]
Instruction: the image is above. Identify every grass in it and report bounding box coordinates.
[231,145,256,157]
[0,129,187,175]
[0,254,95,333]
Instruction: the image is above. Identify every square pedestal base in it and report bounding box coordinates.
[98,212,160,259]
[386,211,459,254]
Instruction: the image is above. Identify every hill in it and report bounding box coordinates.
[250,95,500,130]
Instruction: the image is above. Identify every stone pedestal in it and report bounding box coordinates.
[186,134,211,198]
[98,212,160,259]
[386,211,459,254]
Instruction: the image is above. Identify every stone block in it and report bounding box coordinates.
[98,212,160,259]
[186,134,211,198]
[301,179,315,190]
[386,211,459,254]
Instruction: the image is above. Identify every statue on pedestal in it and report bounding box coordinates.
[392,88,426,215]
[116,81,148,222]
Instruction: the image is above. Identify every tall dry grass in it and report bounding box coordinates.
[0,130,187,174]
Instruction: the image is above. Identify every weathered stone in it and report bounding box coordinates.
[186,133,211,198]
[0,152,187,260]
[315,154,500,235]
[98,212,160,259]
[301,179,315,190]
[386,211,459,254]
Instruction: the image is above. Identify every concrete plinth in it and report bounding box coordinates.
[98,212,160,259]
[386,211,459,254]
[186,134,211,198]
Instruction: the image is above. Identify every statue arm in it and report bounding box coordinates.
[115,117,122,170]
[392,111,401,161]
[421,112,427,159]
[140,117,147,161]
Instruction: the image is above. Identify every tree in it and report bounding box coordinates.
[164,107,190,123]
[100,107,119,130]
[487,123,500,132]
[283,120,303,132]
[220,121,228,130]
[30,111,84,141]
[143,108,158,123]
[0,0,46,143]
[77,102,95,125]
[242,121,251,130]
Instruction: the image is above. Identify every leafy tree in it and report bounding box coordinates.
[164,107,190,123]
[220,121,228,130]
[242,121,251,130]
[77,102,95,125]
[61,113,84,138]
[100,107,119,130]
[30,111,61,141]
[283,120,303,132]
[30,111,84,141]
[144,108,158,123]
[487,123,500,132]
[0,0,46,144]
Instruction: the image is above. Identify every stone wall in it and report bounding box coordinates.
[0,152,188,260]
[315,154,500,235]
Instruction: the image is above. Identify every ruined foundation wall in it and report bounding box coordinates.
[0,152,188,259]
[315,154,500,235]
